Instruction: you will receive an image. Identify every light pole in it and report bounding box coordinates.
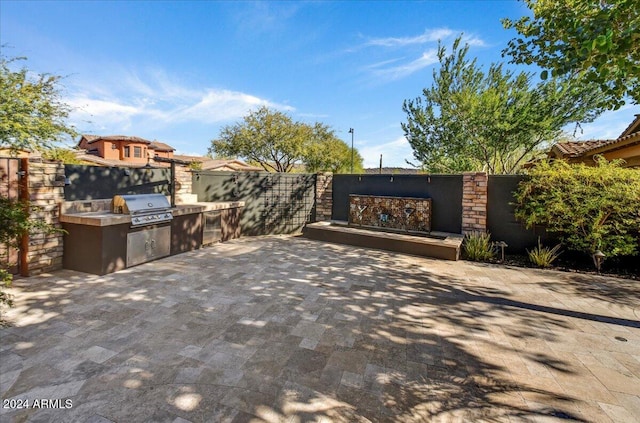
[348,128,354,173]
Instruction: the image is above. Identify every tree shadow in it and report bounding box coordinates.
[2,236,628,421]
[535,270,640,310]
[192,171,316,236]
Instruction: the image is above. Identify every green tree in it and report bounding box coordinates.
[1,54,77,153]
[402,37,605,174]
[210,107,308,172]
[210,106,362,173]
[302,124,363,173]
[41,147,86,164]
[0,54,74,318]
[514,158,640,264]
[503,0,639,109]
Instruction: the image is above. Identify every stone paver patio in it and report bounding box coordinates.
[1,235,639,422]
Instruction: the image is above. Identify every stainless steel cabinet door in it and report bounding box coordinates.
[126,226,171,267]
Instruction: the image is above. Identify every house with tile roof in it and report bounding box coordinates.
[77,134,175,165]
[76,134,259,170]
[548,114,640,168]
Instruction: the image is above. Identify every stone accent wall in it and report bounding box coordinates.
[27,160,66,275]
[462,172,488,234]
[315,172,333,221]
[174,165,192,196]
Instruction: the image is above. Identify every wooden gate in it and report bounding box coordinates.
[1,157,28,275]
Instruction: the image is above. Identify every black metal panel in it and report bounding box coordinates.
[64,165,171,201]
[192,171,316,236]
[487,175,548,253]
[332,175,463,234]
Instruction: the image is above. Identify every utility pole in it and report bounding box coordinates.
[379,154,382,174]
[348,128,354,173]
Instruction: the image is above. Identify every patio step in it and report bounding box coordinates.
[303,221,462,260]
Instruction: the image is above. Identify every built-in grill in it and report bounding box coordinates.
[112,194,173,227]
[112,194,173,267]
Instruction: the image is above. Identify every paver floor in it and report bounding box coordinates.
[1,235,639,422]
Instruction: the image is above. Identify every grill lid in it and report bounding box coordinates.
[112,194,172,215]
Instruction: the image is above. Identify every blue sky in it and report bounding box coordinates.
[2,1,637,168]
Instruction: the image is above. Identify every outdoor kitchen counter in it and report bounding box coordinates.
[60,201,245,226]
[61,201,245,275]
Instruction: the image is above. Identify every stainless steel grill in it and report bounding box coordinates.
[111,194,173,267]
[112,194,173,227]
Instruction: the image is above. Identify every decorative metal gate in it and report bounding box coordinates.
[0,157,26,275]
[261,173,316,234]
[192,171,317,236]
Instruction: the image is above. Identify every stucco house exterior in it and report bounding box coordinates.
[77,135,175,165]
[76,134,258,170]
[549,114,640,168]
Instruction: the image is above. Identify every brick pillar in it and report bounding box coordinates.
[315,172,333,221]
[27,159,65,275]
[461,172,487,234]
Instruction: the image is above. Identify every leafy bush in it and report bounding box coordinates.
[514,158,640,259]
[188,160,203,171]
[463,232,495,261]
[0,197,30,318]
[41,147,86,164]
[1,197,56,319]
[527,238,562,268]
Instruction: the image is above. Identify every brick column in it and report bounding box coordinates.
[315,172,333,221]
[27,160,65,275]
[461,172,487,234]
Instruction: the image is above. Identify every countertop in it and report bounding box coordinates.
[60,201,245,227]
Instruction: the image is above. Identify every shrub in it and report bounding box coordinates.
[527,238,562,268]
[188,160,203,171]
[1,197,57,319]
[514,158,640,260]
[463,231,495,261]
[41,147,85,164]
[0,197,29,318]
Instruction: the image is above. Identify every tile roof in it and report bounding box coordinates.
[550,114,640,159]
[619,114,640,139]
[148,141,175,151]
[81,135,155,145]
[172,155,262,171]
[75,152,170,168]
[552,140,615,157]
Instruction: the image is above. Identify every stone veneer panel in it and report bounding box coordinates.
[349,194,432,233]
[461,172,487,234]
[27,160,66,275]
[315,172,333,221]
[174,166,192,196]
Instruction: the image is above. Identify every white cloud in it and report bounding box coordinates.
[369,50,439,80]
[67,97,143,130]
[174,90,293,123]
[65,67,293,133]
[359,136,413,168]
[573,105,638,140]
[463,35,486,47]
[366,28,454,47]
[359,28,485,82]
